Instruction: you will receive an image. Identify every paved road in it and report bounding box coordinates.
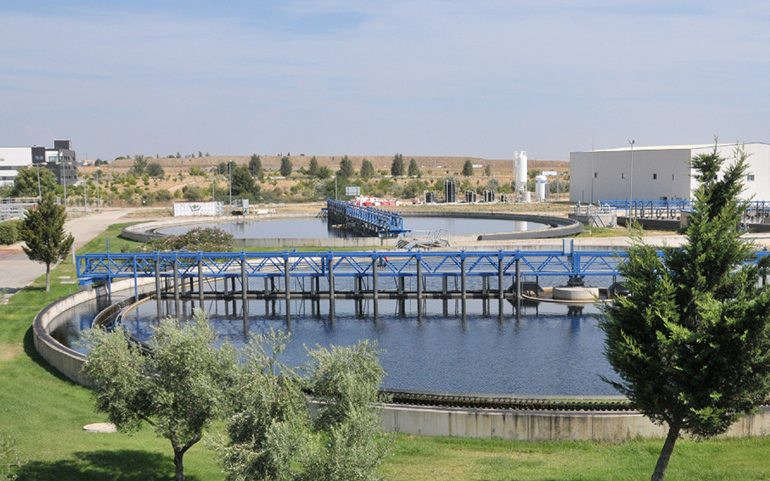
[0,209,135,297]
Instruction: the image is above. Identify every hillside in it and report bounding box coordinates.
[102,155,568,175]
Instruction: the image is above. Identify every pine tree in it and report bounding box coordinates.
[10,166,58,197]
[248,154,263,178]
[18,194,74,291]
[600,145,770,481]
[338,155,354,179]
[408,158,420,177]
[390,154,404,177]
[462,160,474,177]
[280,156,293,177]
[308,156,319,177]
[360,159,375,180]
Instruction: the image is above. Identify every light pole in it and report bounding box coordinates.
[629,139,635,227]
[96,170,101,213]
[84,174,88,215]
[590,156,594,204]
[228,161,232,206]
[62,160,68,209]
[35,164,41,199]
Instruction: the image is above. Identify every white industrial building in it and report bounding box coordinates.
[570,142,770,204]
[0,140,77,187]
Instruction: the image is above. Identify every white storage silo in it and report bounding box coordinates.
[514,151,527,195]
[535,174,547,202]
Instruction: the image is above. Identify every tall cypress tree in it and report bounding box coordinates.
[390,154,404,177]
[601,145,770,481]
[248,154,262,178]
[338,155,354,179]
[18,194,74,292]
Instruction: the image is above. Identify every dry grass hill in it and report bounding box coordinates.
[102,155,567,175]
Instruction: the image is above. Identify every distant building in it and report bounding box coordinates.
[570,142,770,204]
[0,140,77,187]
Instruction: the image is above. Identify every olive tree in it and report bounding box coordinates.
[600,145,770,481]
[221,332,391,481]
[81,309,236,481]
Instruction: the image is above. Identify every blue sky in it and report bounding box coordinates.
[2,1,770,161]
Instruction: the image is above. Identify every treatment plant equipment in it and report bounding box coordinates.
[325,198,408,237]
[515,150,529,202]
[76,244,770,323]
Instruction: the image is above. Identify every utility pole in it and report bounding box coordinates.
[96,170,101,213]
[62,160,68,209]
[36,165,41,199]
[629,139,636,230]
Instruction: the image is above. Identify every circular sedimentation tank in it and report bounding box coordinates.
[121,210,583,247]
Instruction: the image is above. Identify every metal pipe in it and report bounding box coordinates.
[416,252,423,320]
[498,252,504,318]
[460,252,467,319]
[515,257,521,320]
[241,253,248,325]
[327,252,335,322]
[372,254,378,320]
[284,254,291,322]
[173,258,180,316]
[155,256,162,316]
[198,258,205,307]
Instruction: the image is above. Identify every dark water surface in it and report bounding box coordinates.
[119,297,617,396]
[157,217,549,239]
[52,276,619,395]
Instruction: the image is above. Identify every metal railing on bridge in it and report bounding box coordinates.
[326,198,407,236]
[599,200,770,221]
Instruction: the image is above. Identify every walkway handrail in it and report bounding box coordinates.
[75,249,770,286]
[326,198,406,235]
[599,199,770,213]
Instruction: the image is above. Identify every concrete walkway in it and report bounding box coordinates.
[0,209,135,297]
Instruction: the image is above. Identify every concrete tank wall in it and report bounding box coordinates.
[34,284,770,442]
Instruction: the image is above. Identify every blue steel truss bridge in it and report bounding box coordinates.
[77,247,770,322]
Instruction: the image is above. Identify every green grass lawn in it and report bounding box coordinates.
[1,223,769,480]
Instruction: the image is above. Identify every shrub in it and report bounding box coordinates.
[0,220,22,245]
[149,226,234,252]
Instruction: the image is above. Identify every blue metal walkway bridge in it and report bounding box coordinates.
[76,247,770,320]
[325,198,407,236]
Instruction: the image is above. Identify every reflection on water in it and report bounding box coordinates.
[51,276,620,396]
[157,217,549,239]
[125,296,618,396]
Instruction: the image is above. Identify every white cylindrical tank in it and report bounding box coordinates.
[535,175,547,202]
[514,151,527,194]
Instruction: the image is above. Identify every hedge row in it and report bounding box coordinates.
[0,219,22,245]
